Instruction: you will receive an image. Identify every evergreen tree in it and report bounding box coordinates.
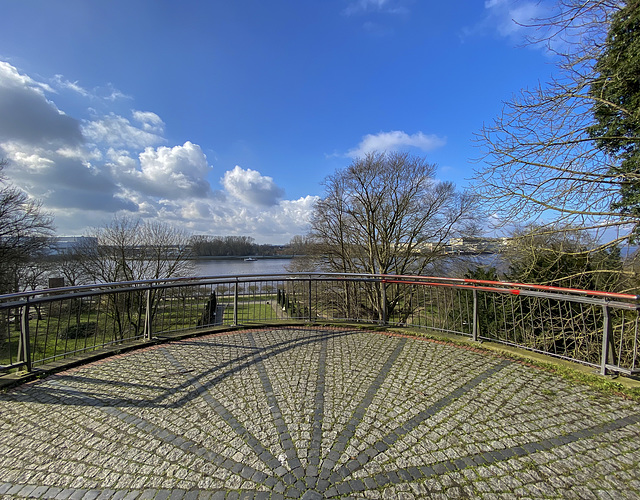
[589,1,640,236]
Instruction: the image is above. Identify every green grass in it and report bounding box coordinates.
[223,303,277,323]
[0,297,287,368]
[218,294,278,303]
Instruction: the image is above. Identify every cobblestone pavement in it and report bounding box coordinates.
[1,326,639,499]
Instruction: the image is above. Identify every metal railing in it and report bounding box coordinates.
[0,273,638,376]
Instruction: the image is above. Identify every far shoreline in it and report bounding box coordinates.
[188,255,298,261]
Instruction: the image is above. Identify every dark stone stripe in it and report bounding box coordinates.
[318,338,407,485]
[0,485,276,499]
[246,331,302,480]
[304,331,329,490]
[329,359,512,484]
[100,406,268,483]
[47,380,269,485]
[162,329,354,410]
[325,411,640,496]
[160,348,285,478]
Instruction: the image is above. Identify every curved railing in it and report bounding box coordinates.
[0,273,638,376]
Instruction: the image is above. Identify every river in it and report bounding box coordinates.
[188,253,505,279]
[189,258,294,277]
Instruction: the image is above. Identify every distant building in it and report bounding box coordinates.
[448,237,508,254]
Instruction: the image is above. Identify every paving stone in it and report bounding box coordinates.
[16,484,39,497]
[300,490,322,500]
[0,327,638,500]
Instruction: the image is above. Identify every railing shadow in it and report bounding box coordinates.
[1,328,358,409]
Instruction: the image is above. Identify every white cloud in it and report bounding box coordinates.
[0,61,53,94]
[0,60,313,243]
[172,195,319,244]
[137,141,211,198]
[344,0,407,15]
[1,141,136,212]
[106,141,212,200]
[52,75,90,97]
[222,166,285,207]
[0,61,83,146]
[132,110,165,135]
[51,75,131,102]
[181,200,213,220]
[465,0,550,40]
[102,84,131,101]
[83,112,165,149]
[494,1,546,37]
[346,130,446,158]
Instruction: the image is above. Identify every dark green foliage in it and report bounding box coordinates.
[463,266,502,338]
[463,247,622,363]
[507,244,622,292]
[589,1,640,237]
[198,292,217,327]
[501,232,622,361]
[190,235,283,257]
[464,266,499,283]
[58,322,97,340]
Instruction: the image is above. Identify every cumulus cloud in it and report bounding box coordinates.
[346,130,446,158]
[110,141,212,199]
[181,200,213,220]
[1,142,135,212]
[0,60,314,243]
[173,195,319,244]
[222,166,285,207]
[0,62,83,146]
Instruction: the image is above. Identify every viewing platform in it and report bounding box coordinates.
[1,325,639,499]
[1,274,639,498]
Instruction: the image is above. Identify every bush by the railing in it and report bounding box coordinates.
[198,292,217,327]
[58,322,98,340]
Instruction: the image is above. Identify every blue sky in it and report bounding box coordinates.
[0,0,556,243]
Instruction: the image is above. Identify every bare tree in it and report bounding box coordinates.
[286,234,317,273]
[80,215,193,284]
[49,249,91,287]
[76,215,194,339]
[312,151,477,275]
[474,1,635,250]
[0,159,55,293]
[310,151,478,320]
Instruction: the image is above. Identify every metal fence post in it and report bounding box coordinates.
[601,304,612,375]
[144,286,152,341]
[472,288,479,342]
[233,278,239,326]
[308,276,313,323]
[18,299,32,372]
[381,278,388,325]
